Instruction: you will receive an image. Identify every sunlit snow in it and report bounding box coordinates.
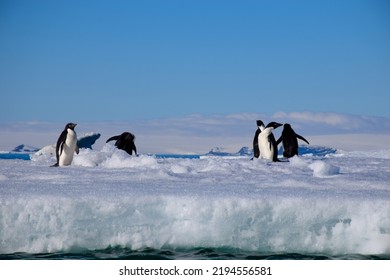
[1,144,389,256]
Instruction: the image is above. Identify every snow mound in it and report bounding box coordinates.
[289,156,340,177]
[309,161,340,177]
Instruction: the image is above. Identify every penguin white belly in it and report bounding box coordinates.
[258,128,274,160]
[59,130,77,166]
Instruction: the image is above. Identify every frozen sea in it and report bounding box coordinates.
[0,145,389,260]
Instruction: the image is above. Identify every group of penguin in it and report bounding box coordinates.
[51,123,137,167]
[252,120,309,162]
[51,121,309,167]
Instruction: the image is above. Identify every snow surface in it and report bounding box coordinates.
[0,144,389,256]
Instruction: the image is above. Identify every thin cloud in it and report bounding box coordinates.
[272,112,390,134]
[1,112,390,153]
[273,112,349,126]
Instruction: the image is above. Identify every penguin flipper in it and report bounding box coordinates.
[269,133,280,162]
[75,144,79,154]
[296,134,309,145]
[253,129,261,158]
[253,145,260,158]
[268,134,277,151]
[106,135,120,143]
[272,149,280,162]
[58,141,65,157]
[276,135,283,146]
[56,131,67,161]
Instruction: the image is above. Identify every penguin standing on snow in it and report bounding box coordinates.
[258,122,283,162]
[106,132,137,156]
[276,123,309,158]
[252,120,265,159]
[52,123,79,167]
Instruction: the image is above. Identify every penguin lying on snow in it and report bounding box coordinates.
[106,132,137,156]
[255,122,283,162]
[51,123,79,167]
[276,123,309,158]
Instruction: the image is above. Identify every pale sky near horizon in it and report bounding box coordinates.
[1,112,390,153]
[1,0,389,123]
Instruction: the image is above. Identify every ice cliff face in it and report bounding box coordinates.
[237,146,252,156]
[206,147,252,156]
[77,133,101,149]
[206,145,337,157]
[297,145,337,157]
[11,145,39,153]
[206,147,229,156]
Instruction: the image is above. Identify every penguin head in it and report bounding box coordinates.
[65,123,77,130]
[265,122,283,129]
[256,120,264,127]
[121,132,135,141]
[284,123,292,130]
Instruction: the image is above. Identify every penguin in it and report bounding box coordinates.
[276,123,309,158]
[52,123,79,167]
[106,132,137,156]
[252,120,265,159]
[258,122,283,162]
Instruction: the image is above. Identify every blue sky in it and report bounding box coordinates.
[0,0,389,122]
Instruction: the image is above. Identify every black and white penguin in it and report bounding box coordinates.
[258,122,282,162]
[252,120,265,159]
[276,123,309,158]
[52,123,79,167]
[106,132,137,156]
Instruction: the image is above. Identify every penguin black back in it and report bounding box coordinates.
[106,132,137,156]
[276,123,309,158]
